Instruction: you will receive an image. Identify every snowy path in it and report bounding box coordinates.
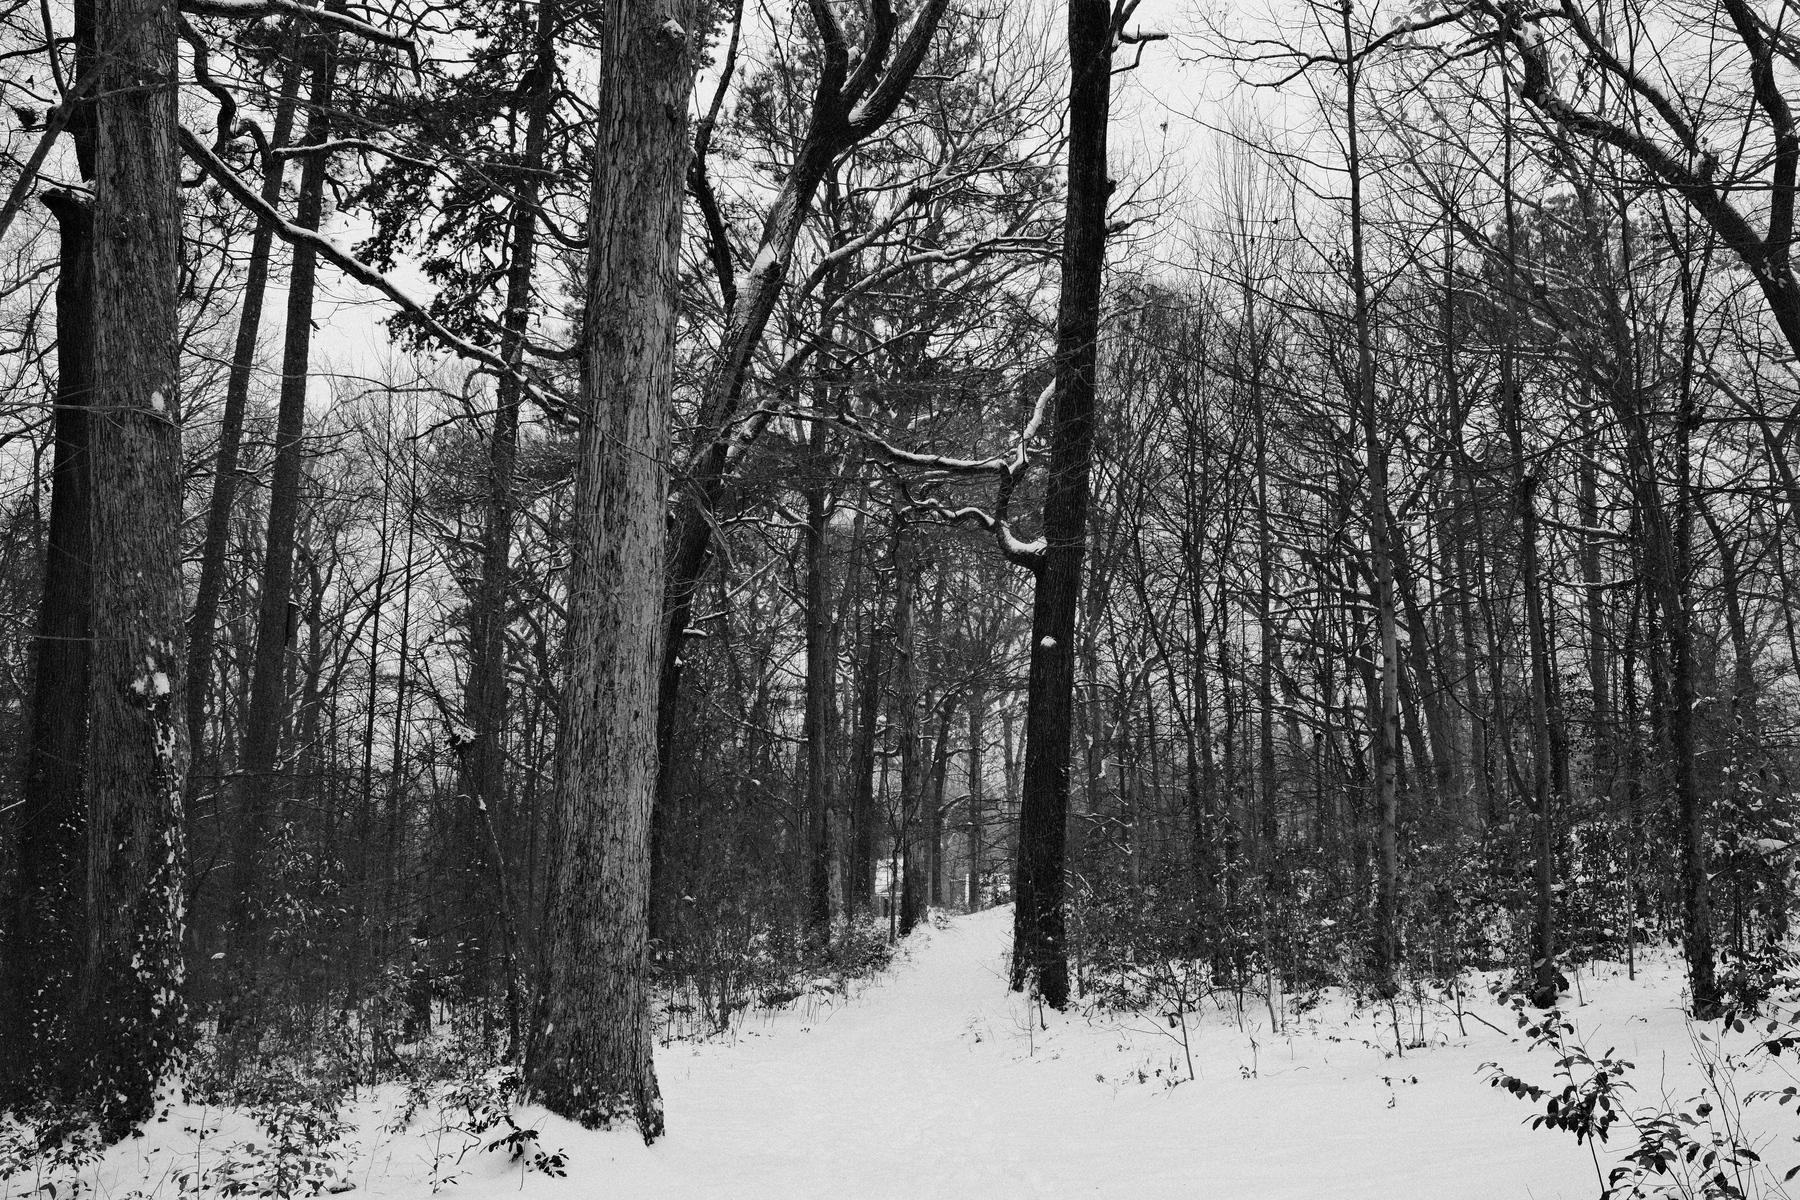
[433,906,1632,1199]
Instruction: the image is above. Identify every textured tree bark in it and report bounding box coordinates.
[523,0,693,1142]
[1011,0,1109,1010]
[1,190,94,1107]
[224,22,336,1023]
[185,44,302,777]
[76,0,188,1135]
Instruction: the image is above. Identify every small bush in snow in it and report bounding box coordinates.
[389,1065,565,1192]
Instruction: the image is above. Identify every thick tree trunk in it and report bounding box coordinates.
[522,0,693,1141]
[1012,0,1109,1010]
[1,191,95,1107]
[76,0,188,1133]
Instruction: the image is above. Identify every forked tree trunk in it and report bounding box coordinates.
[76,0,188,1134]
[186,43,303,777]
[1012,0,1110,1010]
[967,684,985,910]
[523,0,694,1142]
[224,23,336,1019]
[649,0,951,919]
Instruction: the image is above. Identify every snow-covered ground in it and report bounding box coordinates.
[25,906,1800,1200]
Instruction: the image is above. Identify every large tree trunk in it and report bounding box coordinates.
[186,44,303,779]
[1,190,95,1107]
[1011,0,1110,1010]
[522,0,693,1141]
[75,0,188,1134]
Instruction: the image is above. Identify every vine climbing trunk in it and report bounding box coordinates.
[75,0,189,1135]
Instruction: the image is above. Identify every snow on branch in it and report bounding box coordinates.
[769,378,1056,572]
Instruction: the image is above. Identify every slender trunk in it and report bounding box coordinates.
[1341,0,1399,993]
[452,0,558,1020]
[226,24,336,999]
[802,434,834,938]
[894,517,924,936]
[847,527,884,919]
[1012,0,1109,1009]
[967,685,986,909]
[1504,374,1559,1005]
[1579,406,1612,799]
[186,44,303,778]
[927,697,953,910]
[1253,332,1279,886]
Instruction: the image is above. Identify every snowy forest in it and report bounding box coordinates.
[4,0,1800,1193]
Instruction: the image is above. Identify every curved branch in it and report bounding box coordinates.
[179,124,568,417]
